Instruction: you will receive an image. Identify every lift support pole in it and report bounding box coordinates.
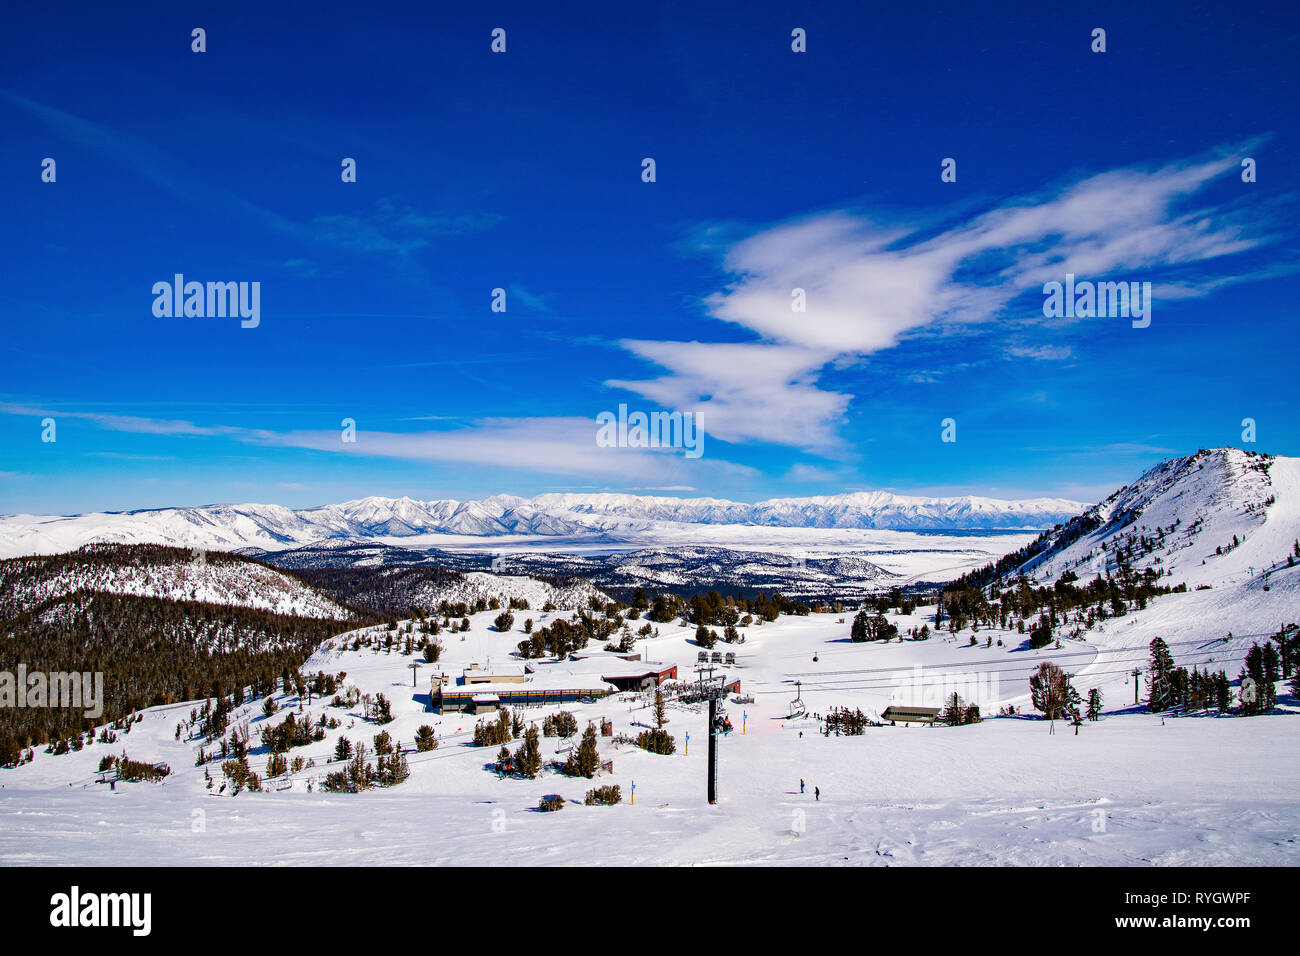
[707,695,719,805]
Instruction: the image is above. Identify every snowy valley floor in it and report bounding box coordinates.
[2,603,1297,866]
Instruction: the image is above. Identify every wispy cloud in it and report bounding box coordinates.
[303,200,502,257]
[1005,344,1073,361]
[613,143,1280,450]
[0,403,754,486]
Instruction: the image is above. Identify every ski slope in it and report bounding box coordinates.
[2,592,1295,866]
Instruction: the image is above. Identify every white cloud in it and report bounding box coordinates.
[606,340,849,450]
[611,145,1275,450]
[0,403,753,486]
[1005,345,1073,361]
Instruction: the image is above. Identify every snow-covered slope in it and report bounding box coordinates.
[3,584,1296,867]
[1017,448,1296,593]
[408,571,608,611]
[0,489,1085,559]
[0,545,353,620]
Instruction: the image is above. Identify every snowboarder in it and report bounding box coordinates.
[800,779,805,794]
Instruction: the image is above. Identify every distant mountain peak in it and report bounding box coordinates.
[0,478,1115,559]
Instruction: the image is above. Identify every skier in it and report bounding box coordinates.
[800,779,805,794]
[814,786,820,801]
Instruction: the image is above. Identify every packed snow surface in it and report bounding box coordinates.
[1,590,1294,866]
[1,448,1295,865]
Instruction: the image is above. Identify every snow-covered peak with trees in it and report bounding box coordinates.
[1011,448,1295,593]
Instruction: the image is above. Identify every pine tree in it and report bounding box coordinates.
[1262,642,1281,683]
[1146,637,1177,712]
[654,690,667,728]
[564,724,600,778]
[1241,643,1277,714]
[1086,687,1103,721]
[1214,671,1232,713]
[513,725,542,779]
[938,692,967,726]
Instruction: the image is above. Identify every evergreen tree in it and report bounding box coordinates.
[1240,643,1278,714]
[1086,687,1103,721]
[1146,637,1177,712]
[1214,671,1232,713]
[513,724,542,779]
[564,724,600,778]
[938,692,968,726]
[1262,642,1281,683]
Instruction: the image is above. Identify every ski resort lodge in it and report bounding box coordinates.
[880,705,941,725]
[431,654,681,714]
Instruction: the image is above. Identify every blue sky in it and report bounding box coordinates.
[1,0,1297,514]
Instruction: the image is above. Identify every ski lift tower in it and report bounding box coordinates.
[706,683,729,805]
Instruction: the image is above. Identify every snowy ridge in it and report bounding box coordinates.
[1015,448,1295,593]
[407,571,608,611]
[0,488,1086,559]
[0,546,354,621]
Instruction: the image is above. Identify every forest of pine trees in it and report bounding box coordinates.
[0,589,355,762]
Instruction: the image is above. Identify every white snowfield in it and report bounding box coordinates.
[0,447,1295,866]
[401,571,608,612]
[0,488,1084,560]
[0,588,1295,866]
[3,555,352,621]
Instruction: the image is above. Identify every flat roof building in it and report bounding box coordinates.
[432,657,681,713]
[881,705,940,725]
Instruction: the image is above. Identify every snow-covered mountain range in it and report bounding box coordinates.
[0,489,1084,559]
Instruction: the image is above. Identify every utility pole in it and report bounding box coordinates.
[409,661,420,687]
[1131,667,1142,705]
